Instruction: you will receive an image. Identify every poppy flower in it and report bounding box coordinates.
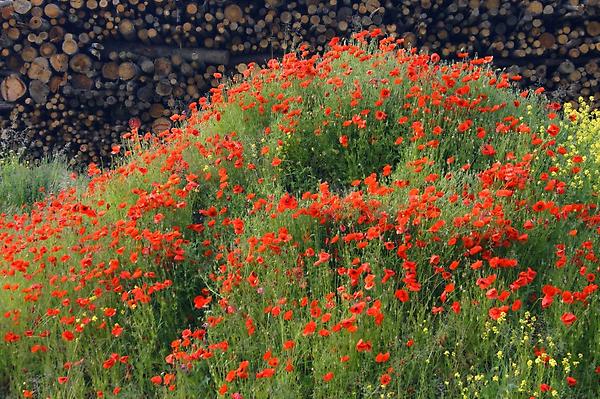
[303,321,316,336]
[540,383,551,392]
[283,340,295,350]
[356,339,372,352]
[150,376,162,385]
[61,331,75,341]
[375,352,390,363]
[339,135,348,147]
[256,368,275,379]
[103,308,116,317]
[561,313,577,326]
[111,324,123,337]
[532,201,546,212]
[380,374,392,386]
[451,301,461,314]
[394,289,409,302]
[375,110,387,120]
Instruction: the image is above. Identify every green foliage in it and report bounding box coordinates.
[0,151,75,213]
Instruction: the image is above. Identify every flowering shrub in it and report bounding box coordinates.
[560,98,600,195]
[1,32,599,399]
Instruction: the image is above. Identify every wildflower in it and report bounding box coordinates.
[380,374,392,386]
[111,324,123,337]
[303,321,316,336]
[394,289,409,302]
[561,313,577,326]
[540,383,551,392]
[339,135,349,147]
[356,339,372,352]
[375,352,390,363]
[150,376,162,385]
[61,331,75,341]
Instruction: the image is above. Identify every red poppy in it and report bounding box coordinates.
[375,352,390,363]
[61,331,75,342]
[561,313,576,326]
[394,289,409,302]
[451,301,461,314]
[380,374,392,386]
[103,308,116,317]
[303,321,316,336]
[356,339,372,352]
[111,324,123,337]
[150,376,162,385]
[339,135,348,147]
[283,340,295,350]
[540,383,551,392]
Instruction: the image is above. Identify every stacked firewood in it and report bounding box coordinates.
[1,0,598,165]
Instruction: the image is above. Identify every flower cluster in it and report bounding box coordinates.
[1,32,598,398]
[560,98,600,193]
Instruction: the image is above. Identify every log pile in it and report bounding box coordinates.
[0,0,598,165]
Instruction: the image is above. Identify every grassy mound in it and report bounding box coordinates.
[1,32,599,399]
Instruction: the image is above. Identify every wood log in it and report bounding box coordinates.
[101,62,119,80]
[70,73,93,90]
[21,46,38,62]
[152,117,171,134]
[118,62,139,80]
[43,3,62,18]
[48,74,67,92]
[28,57,52,82]
[49,53,69,72]
[1,74,27,101]
[154,57,172,77]
[39,42,57,57]
[69,53,92,74]
[62,37,79,55]
[224,4,243,24]
[118,19,136,40]
[13,0,32,14]
[28,79,49,103]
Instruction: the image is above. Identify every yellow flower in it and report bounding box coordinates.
[560,99,600,191]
